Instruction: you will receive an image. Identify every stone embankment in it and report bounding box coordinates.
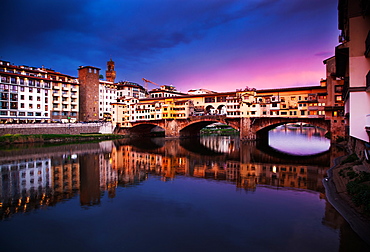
[324,154,370,245]
[0,122,114,135]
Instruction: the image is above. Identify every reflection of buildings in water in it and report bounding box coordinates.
[111,145,189,182]
[0,138,333,219]
[199,136,239,153]
[0,146,117,218]
[271,126,327,139]
[0,158,52,219]
[99,152,118,198]
[52,155,80,199]
[110,144,327,192]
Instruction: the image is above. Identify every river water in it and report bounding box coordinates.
[0,127,369,251]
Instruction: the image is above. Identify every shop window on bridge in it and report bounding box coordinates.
[301,110,306,115]
[272,103,278,107]
[205,97,215,103]
[217,96,226,102]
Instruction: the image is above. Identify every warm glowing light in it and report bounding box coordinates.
[272,166,277,173]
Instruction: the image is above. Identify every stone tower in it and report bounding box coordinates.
[106,59,116,83]
[78,66,101,122]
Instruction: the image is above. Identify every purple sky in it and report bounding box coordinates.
[1,0,339,92]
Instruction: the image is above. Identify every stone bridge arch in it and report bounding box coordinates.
[240,117,331,141]
[125,122,166,136]
[127,116,241,137]
[123,116,331,140]
[179,116,240,137]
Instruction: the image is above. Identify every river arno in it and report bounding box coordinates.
[0,128,369,251]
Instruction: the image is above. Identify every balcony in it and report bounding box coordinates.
[366,114,370,128]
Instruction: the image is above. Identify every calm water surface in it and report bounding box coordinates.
[0,127,369,252]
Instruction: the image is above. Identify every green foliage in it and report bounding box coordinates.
[200,128,238,136]
[0,134,125,144]
[346,170,358,180]
[335,136,345,143]
[340,153,359,165]
[346,170,370,216]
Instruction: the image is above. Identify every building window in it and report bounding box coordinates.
[335,95,342,102]
[335,85,343,92]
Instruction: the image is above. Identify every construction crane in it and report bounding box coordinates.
[142,78,160,91]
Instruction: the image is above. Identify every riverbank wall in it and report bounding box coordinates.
[0,122,114,135]
[324,154,370,246]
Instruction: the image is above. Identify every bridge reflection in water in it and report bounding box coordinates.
[1,135,369,251]
[0,134,342,219]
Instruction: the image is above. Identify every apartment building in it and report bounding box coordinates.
[336,0,370,146]
[99,80,117,121]
[117,81,146,100]
[0,60,79,123]
[49,70,79,122]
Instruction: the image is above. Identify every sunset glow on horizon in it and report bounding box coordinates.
[1,0,339,92]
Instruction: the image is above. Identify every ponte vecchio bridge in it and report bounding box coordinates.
[113,85,345,141]
[120,115,331,140]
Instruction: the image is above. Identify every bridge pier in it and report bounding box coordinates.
[240,118,257,141]
[164,119,180,138]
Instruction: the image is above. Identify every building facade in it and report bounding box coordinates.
[337,0,370,143]
[78,66,101,122]
[0,60,79,123]
[111,84,343,137]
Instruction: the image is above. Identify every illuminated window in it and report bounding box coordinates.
[335,95,342,101]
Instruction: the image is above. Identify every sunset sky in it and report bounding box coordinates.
[1,0,339,92]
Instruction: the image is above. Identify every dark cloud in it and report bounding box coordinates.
[1,0,339,90]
